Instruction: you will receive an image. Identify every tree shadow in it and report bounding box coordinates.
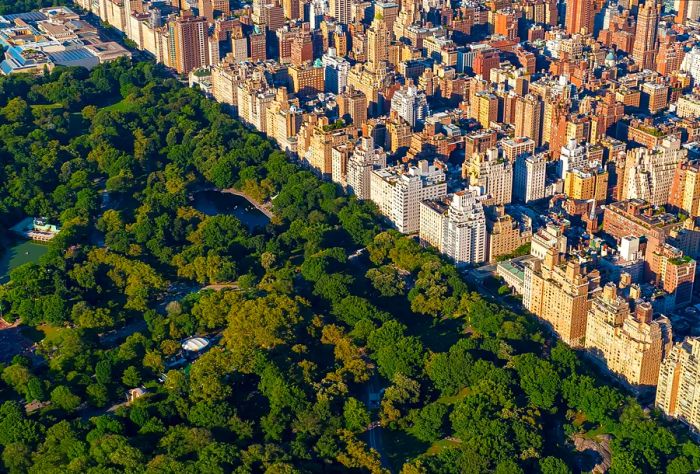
[575,447,604,472]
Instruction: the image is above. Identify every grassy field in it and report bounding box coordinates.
[437,387,470,405]
[103,98,136,112]
[426,438,462,455]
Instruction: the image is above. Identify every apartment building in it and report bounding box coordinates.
[419,190,487,265]
[657,337,700,433]
[523,248,601,347]
[585,283,672,387]
[514,152,546,203]
[370,160,447,234]
[346,136,387,199]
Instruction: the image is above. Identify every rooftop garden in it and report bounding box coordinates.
[669,255,693,265]
[322,118,345,132]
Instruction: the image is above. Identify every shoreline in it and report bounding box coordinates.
[220,188,275,219]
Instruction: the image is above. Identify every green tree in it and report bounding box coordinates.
[366,265,406,297]
[343,397,370,433]
[538,456,572,474]
[512,353,560,411]
[50,385,81,411]
[408,402,447,443]
[122,366,142,388]
[95,360,112,385]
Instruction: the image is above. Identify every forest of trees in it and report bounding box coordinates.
[0,59,698,473]
[0,0,63,15]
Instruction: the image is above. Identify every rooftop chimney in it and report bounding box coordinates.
[629,283,641,301]
[636,302,653,324]
[619,272,632,288]
[603,282,617,302]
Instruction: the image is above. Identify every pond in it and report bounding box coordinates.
[192,190,270,231]
[0,239,49,283]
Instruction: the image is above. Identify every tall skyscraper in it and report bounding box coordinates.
[172,15,210,74]
[670,162,700,218]
[675,0,700,23]
[566,0,594,35]
[471,91,499,129]
[198,0,214,23]
[329,0,351,24]
[249,26,267,61]
[514,94,543,147]
[468,148,514,206]
[620,137,687,207]
[514,152,546,203]
[338,87,368,126]
[346,136,387,199]
[322,48,350,93]
[370,161,447,234]
[282,0,301,19]
[632,0,660,70]
[419,190,487,265]
[390,84,428,128]
[443,190,487,265]
[650,244,696,308]
[523,248,601,347]
[366,17,389,72]
[656,337,700,431]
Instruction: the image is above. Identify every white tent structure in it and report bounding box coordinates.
[181,337,209,352]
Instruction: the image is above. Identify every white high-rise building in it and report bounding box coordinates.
[419,190,487,265]
[370,160,447,234]
[390,84,429,128]
[322,48,351,93]
[620,136,686,206]
[682,46,700,83]
[514,152,546,203]
[656,337,700,432]
[445,190,487,265]
[309,0,327,29]
[559,138,587,179]
[346,136,387,199]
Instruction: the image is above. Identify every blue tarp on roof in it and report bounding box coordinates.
[7,46,29,65]
[49,48,93,63]
[1,12,47,22]
[0,61,14,74]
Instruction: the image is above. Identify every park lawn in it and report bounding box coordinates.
[437,387,470,405]
[21,323,63,344]
[582,424,610,439]
[31,103,64,111]
[103,98,136,112]
[426,438,462,455]
[376,296,463,353]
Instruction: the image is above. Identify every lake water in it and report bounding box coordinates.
[192,190,270,231]
[0,239,49,283]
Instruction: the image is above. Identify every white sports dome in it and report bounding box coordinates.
[181,337,209,352]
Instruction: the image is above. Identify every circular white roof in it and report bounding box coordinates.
[181,337,209,352]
